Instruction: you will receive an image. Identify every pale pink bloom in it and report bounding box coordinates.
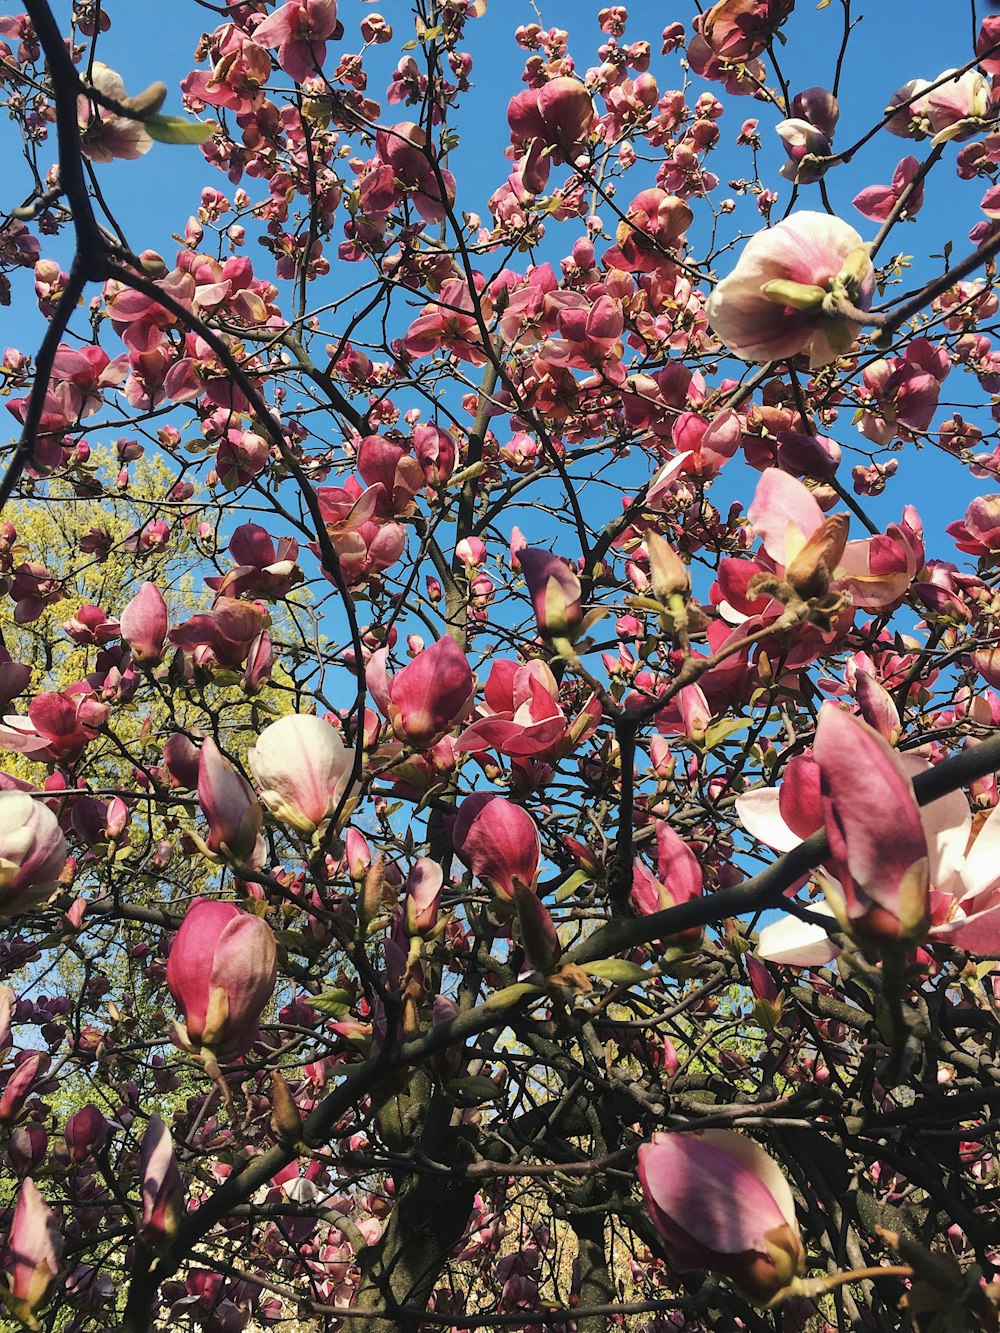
[887,68,991,144]
[518,547,584,641]
[638,1130,804,1304]
[77,64,154,163]
[166,898,277,1056]
[706,212,874,368]
[139,1115,184,1245]
[248,713,355,835]
[0,791,68,922]
[405,858,443,937]
[6,1179,62,1322]
[366,637,475,748]
[253,0,340,84]
[119,582,168,666]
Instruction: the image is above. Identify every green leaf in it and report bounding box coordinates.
[446,1075,501,1103]
[309,989,352,1017]
[554,869,590,903]
[703,718,751,751]
[581,959,651,985]
[483,982,542,1011]
[144,114,216,145]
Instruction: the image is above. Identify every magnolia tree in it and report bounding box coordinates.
[4,0,1000,1329]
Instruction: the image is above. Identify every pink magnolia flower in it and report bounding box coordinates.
[138,1114,184,1245]
[404,858,443,937]
[247,713,355,835]
[119,582,168,666]
[775,90,838,183]
[946,495,1000,560]
[888,69,991,145]
[637,1130,804,1305]
[517,547,585,643]
[614,188,693,273]
[631,821,703,936]
[205,524,302,601]
[459,658,599,762]
[451,794,541,901]
[0,791,68,922]
[853,156,925,222]
[5,1179,62,1324]
[366,637,475,748]
[77,64,154,163]
[65,1104,109,1164]
[169,598,268,671]
[166,898,277,1056]
[0,1051,50,1124]
[507,76,595,193]
[196,738,264,867]
[374,123,456,225]
[252,0,341,84]
[706,212,874,367]
[813,705,930,948]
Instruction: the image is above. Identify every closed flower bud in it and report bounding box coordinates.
[166,899,277,1057]
[638,1130,804,1305]
[0,792,68,923]
[248,713,355,835]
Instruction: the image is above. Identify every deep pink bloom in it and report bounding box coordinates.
[252,0,340,84]
[166,898,277,1056]
[507,76,595,192]
[5,1178,62,1322]
[65,1104,109,1163]
[853,156,924,222]
[946,495,1000,560]
[119,582,169,666]
[366,637,475,748]
[0,1051,49,1124]
[248,713,355,834]
[706,212,874,368]
[460,658,599,763]
[0,791,68,922]
[451,794,541,901]
[638,1130,804,1304]
[631,821,703,928]
[138,1114,184,1245]
[196,739,264,866]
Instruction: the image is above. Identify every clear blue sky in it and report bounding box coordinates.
[0,0,996,558]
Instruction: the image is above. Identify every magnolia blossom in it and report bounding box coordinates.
[5,1178,62,1324]
[738,710,1000,962]
[706,212,874,367]
[248,713,355,834]
[252,0,341,84]
[0,791,68,922]
[119,582,168,665]
[451,793,541,901]
[166,898,277,1057]
[638,1130,804,1305]
[77,63,155,163]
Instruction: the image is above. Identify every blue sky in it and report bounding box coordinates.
[0,0,997,564]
